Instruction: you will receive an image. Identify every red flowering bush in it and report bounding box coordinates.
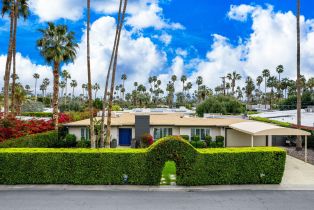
[0,112,71,142]
[141,133,154,148]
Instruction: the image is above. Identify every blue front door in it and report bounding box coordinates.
[119,128,132,146]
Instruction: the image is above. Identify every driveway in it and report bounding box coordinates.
[281,155,314,188]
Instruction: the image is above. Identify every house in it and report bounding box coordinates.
[64,112,310,148]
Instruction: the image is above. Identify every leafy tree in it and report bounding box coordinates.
[37,22,78,131]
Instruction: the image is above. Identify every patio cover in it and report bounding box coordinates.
[229,121,311,136]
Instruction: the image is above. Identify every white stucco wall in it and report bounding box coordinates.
[68,127,83,141]
[226,129,266,147]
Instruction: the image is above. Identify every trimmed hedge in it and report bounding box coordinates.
[0,136,286,185]
[250,116,291,128]
[0,131,60,148]
[21,112,53,118]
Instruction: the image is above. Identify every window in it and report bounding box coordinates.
[81,128,90,141]
[191,128,210,140]
[154,128,173,140]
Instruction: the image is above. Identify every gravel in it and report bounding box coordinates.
[282,146,314,165]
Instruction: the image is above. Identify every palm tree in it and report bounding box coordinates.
[42,78,50,97]
[296,0,302,151]
[121,73,127,100]
[61,70,71,105]
[33,73,40,99]
[2,0,29,115]
[24,84,30,95]
[37,22,78,131]
[262,69,270,109]
[256,76,263,91]
[245,77,255,104]
[40,84,46,97]
[181,75,187,92]
[267,76,278,110]
[171,75,177,84]
[227,71,242,95]
[93,83,100,99]
[307,77,314,92]
[105,0,128,148]
[59,81,66,98]
[70,80,77,98]
[196,76,203,90]
[276,65,284,82]
[82,83,87,97]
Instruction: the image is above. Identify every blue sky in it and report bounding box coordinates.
[0,0,314,93]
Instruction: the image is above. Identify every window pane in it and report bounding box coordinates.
[191,128,195,137]
[206,128,210,137]
[201,129,205,140]
[81,128,85,139]
[196,129,200,137]
[169,128,172,136]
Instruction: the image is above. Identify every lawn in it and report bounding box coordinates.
[160,161,176,185]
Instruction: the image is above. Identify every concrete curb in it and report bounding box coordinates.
[1,184,314,192]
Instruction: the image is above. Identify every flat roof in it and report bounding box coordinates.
[230,121,311,136]
[64,113,247,127]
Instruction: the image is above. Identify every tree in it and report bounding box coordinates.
[33,73,40,99]
[256,76,263,91]
[93,83,100,99]
[2,0,29,115]
[121,73,127,100]
[61,70,71,105]
[262,69,270,108]
[276,65,284,82]
[245,76,255,104]
[296,0,302,151]
[70,80,77,98]
[181,75,187,92]
[105,0,128,148]
[307,77,314,92]
[227,71,242,95]
[59,81,66,98]
[37,22,78,131]
[82,83,87,97]
[267,76,278,109]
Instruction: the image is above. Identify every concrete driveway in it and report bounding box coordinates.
[281,155,314,188]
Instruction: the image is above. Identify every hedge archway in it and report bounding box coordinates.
[145,136,198,185]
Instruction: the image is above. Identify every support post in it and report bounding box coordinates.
[268,135,272,147]
[251,135,254,147]
[305,136,308,163]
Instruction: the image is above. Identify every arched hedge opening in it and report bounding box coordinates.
[146,136,198,185]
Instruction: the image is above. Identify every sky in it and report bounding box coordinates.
[0,0,314,95]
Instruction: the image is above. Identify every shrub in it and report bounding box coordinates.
[0,136,286,185]
[64,134,77,148]
[191,141,206,148]
[76,138,91,148]
[205,135,212,147]
[21,101,45,112]
[180,135,190,141]
[191,135,200,141]
[21,112,53,118]
[0,131,61,148]
[141,133,154,148]
[250,116,291,128]
[196,95,245,117]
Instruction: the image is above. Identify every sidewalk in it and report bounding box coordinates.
[1,155,314,192]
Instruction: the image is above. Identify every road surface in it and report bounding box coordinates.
[0,190,313,210]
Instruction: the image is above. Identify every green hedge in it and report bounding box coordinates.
[20,112,53,118]
[0,131,60,148]
[250,116,291,128]
[0,136,286,185]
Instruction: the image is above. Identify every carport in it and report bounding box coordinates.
[229,121,311,162]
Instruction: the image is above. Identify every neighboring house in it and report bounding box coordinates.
[64,112,310,148]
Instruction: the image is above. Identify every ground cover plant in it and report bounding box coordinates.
[0,136,286,185]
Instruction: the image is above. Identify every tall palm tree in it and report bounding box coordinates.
[121,73,127,100]
[82,83,87,97]
[296,0,302,151]
[70,80,77,98]
[37,22,78,131]
[106,0,128,148]
[100,0,122,148]
[256,76,263,91]
[245,77,255,104]
[171,75,177,85]
[33,73,40,99]
[59,81,66,98]
[86,0,96,148]
[276,65,284,82]
[2,0,29,115]
[93,83,100,99]
[307,77,314,92]
[267,76,278,110]
[227,71,242,95]
[61,70,71,105]
[262,69,270,109]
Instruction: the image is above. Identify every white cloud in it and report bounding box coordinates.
[153,32,172,45]
[0,53,52,93]
[188,5,314,90]
[228,4,255,21]
[29,0,184,30]
[29,0,84,21]
[63,16,166,95]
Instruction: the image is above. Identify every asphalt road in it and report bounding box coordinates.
[0,190,314,210]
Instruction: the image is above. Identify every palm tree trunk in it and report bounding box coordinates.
[52,62,60,131]
[35,79,37,99]
[106,0,128,147]
[101,0,123,148]
[87,0,96,148]
[11,3,18,115]
[264,79,267,109]
[3,5,15,116]
[296,0,302,151]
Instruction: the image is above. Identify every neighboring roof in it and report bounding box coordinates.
[230,121,311,136]
[64,113,247,127]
